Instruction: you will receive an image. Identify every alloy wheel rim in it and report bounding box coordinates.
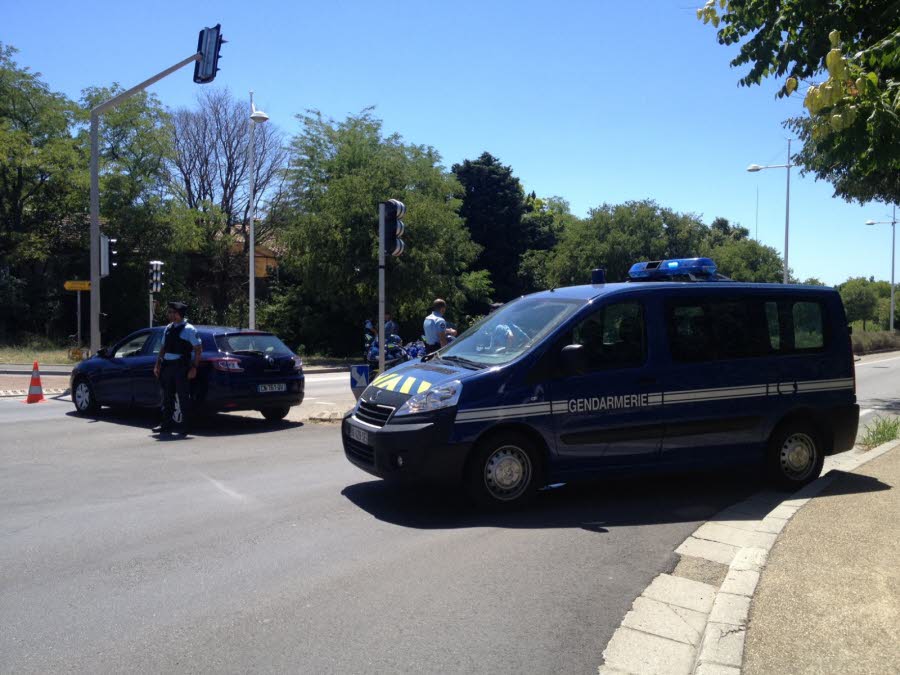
[484,445,532,501]
[75,382,90,410]
[780,432,816,480]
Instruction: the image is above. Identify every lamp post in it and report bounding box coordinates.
[747,138,792,284]
[246,91,269,330]
[865,205,897,333]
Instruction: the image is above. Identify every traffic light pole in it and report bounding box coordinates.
[149,292,154,328]
[378,202,386,373]
[88,52,202,354]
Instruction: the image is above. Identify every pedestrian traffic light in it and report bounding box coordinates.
[193,24,225,84]
[383,199,406,257]
[149,260,165,293]
[100,235,118,278]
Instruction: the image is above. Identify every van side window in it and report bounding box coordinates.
[668,304,711,362]
[572,302,645,370]
[765,302,781,350]
[667,299,767,361]
[792,301,825,350]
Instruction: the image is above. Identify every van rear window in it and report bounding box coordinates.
[792,301,825,350]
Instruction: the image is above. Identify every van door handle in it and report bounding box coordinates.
[638,376,657,385]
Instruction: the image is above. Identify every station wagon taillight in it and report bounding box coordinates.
[208,356,244,372]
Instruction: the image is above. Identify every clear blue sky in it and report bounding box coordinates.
[5,0,895,285]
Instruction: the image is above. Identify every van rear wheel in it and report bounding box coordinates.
[261,406,290,422]
[465,432,542,509]
[766,421,824,490]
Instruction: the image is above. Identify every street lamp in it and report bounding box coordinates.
[865,205,897,333]
[247,91,269,330]
[747,138,792,284]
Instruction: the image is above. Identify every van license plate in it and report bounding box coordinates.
[349,426,369,445]
[258,383,287,393]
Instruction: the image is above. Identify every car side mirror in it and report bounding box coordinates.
[97,347,109,358]
[560,344,588,376]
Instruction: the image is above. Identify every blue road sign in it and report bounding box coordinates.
[350,364,370,389]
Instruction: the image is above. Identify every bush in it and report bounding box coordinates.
[851,330,900,355]
[860,416,900,450]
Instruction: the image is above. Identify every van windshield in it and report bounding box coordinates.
[436,297,585,367]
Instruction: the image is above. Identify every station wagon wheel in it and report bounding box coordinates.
[72,377,99,415]
[465,432,543,509]
[766,422,824,490]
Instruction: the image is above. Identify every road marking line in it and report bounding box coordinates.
[200,473,248,502]
[860,408,873,416]
[314,401,336,405]
[856,354,900,367]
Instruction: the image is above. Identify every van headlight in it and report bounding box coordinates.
[394,380,462,416]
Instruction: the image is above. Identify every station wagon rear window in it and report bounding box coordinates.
[215,333,293,356]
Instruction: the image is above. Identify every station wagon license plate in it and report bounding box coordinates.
[258,383,287,393]
[349,425,369,445]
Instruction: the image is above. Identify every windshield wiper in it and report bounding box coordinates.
[232,349,266,356]
[440,355,485,370]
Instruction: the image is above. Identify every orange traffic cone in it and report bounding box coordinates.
[23,360,46,404]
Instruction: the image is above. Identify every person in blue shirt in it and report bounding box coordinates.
[385,312,400,340]
[423,298,457,354]
[152,301,202,435]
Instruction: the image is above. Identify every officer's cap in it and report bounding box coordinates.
[167,301,188,314]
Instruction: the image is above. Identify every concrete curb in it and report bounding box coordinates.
[0,388,69,398]
[0,365,350,376]
[599,440,900,675]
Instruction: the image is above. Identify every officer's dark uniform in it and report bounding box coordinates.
[156,302,200,433]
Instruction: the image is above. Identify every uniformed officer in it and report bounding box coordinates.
[153,301,202,434]
[384,312,400,340]
[423,298,457,354]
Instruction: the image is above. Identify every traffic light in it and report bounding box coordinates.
[148,260,165,293]
[100,235,118,278]
[193,24,225,84]
[382,199,406,257]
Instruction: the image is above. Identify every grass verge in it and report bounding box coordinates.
[851,331,900,355]
[0,343,74,365]
[860,416,900,450]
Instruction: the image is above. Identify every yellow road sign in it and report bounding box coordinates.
[64,280,91,291]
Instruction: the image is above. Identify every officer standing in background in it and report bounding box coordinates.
[385,311,400,339]
[153,301,202,435]
[423,298,457,354]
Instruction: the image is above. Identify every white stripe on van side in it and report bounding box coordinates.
[454,377,854,423]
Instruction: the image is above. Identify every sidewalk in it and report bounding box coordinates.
[742,445,900,674]
[599,441,900,675]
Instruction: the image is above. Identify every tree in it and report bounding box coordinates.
[169,89,288,323]
[707,237,784,282]
[698,1,900,204]
[541,200,710,286]
[262,110,490,355]
[0,43,85,339]
[801,277,827,286]
[839,277,879,329]
[517,195,577,293]
[452,152,534,301]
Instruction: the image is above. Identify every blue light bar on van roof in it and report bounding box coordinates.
[628,257,718,279]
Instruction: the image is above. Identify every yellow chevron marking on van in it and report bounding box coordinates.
[374,374,402,390]
[399,377,417,394]
[417,380,433,394]
[372,372,395,387]
[383,375,405,391]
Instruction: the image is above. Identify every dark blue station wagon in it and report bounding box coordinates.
[71,326,305,422]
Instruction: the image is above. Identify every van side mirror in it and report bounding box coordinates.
[560,344,588,376]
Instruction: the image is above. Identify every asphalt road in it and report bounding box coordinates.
[1,357,897,674]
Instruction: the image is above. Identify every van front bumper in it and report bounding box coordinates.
[341,411,470,485]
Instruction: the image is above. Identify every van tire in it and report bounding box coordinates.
[464,431,542,509]
[766,421,824,490]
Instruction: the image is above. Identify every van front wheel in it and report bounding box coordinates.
[766,422,824,490]
[465,432,542,509]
